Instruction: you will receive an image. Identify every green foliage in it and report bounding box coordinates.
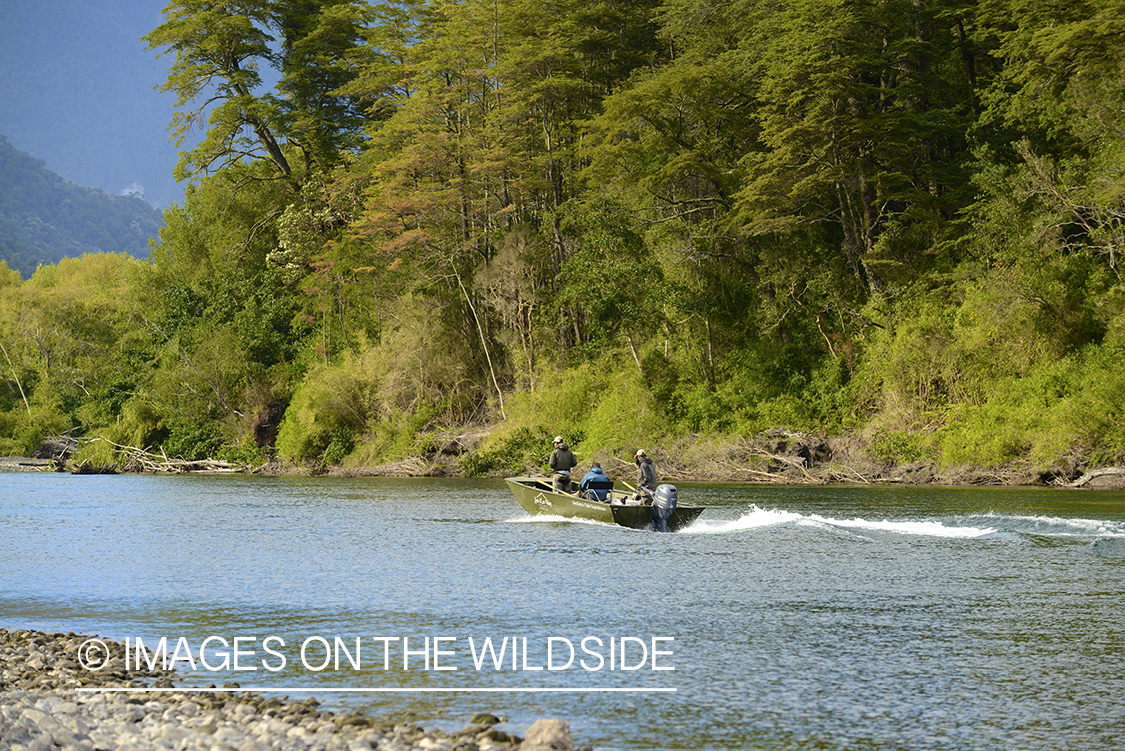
[69,437,126,470]
[0,401,68,456]
[492,363,666,468]
[871,429,933,465]
[937,356,1081,467]
[5,0,1125,479]
[162,418,225,461]
[275,1,371,170]
[500,367,609,449]
[350,407,442,465]
[143,0,293,180]
[322,428,355,465]
[580,373,660,455]
[557,200,666,357]
[1062,344,1125,462]
[275,357,372,462]
[459,426,552,476]
[217,440,267,466]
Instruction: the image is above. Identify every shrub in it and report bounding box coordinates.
[1064,344,1125,463]
[459,426,552,476]
[68,436,126,470]
[161,418,224,461]
[275,355,374,463]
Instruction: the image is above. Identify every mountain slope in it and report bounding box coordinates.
[0,134,162,278]
[0,0,181,208]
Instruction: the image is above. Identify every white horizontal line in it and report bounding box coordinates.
[76,687,676,693]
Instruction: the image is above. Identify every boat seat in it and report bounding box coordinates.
[583,478,614,502]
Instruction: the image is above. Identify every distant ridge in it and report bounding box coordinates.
[0,134,163,279]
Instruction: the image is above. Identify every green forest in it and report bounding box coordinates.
[0,0,1122,479]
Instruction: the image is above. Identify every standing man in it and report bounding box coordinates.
[634,449,657,500]
[550,436,578,493]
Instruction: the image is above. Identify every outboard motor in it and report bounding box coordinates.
[650,484,678,532]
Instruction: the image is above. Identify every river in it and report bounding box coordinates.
[2,472,1124,750]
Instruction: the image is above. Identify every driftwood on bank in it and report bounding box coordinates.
[10,431,1125,487]
[79,438,240,474]
[1069,466,1125,488]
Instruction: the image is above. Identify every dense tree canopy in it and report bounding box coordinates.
[1,0,1122,474]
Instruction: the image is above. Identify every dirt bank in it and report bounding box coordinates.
[17,431,1125,489]
[323,431,1125,489]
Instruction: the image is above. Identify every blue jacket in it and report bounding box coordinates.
[580,466,613,501]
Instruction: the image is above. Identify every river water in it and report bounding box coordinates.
[2,473,1124,750]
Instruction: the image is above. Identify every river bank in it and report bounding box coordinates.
[9,431,1125,489]
[242,430,1125,490]
[0,629,581,751]
[324,431,1125,489]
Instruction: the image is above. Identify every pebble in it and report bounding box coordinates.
[1,629,586,751]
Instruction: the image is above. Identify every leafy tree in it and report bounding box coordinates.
[275,0,372,170]
[144,0,293,181]
[975,0,1125,277]
[556,199,665,362]
[736,0,974,298]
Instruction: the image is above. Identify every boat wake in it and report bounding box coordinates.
[800,514,997,538]
[679,505,801,534]
[678,506,1125,540]
[968,512,1125,538]
[505,506,1125,542]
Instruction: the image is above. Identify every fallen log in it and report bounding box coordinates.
[1069,466,1125,488]
[75,437,243,474]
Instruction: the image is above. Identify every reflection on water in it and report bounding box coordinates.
[2,473,1124,750]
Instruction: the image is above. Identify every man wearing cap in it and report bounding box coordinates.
[634,449,657,499]
[550,436,578,494]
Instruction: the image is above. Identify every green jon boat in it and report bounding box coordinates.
[505,476,704,532]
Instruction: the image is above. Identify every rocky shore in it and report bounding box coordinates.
[1,629,582,751]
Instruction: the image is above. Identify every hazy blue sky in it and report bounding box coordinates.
[0,0,182,207]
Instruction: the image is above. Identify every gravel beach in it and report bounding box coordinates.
[0,629,580,751]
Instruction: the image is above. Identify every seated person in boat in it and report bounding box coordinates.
[579,462,614,502]
[550,435,578,493]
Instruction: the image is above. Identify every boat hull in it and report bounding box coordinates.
[505,476,704,532]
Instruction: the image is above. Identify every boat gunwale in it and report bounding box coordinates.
[505,476,704,508]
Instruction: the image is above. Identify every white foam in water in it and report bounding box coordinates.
[679,505,802,534]
[978,512,1125,537]
[803,515,998,538]
[681,507,998,537]
[508,508,1125,540]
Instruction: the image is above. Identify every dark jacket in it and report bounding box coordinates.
[636,457,657,489]
[550,443,578,475]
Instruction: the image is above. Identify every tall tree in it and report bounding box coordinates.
[144,0,292,181]
[736,0,974,298]
[275,0,372,171]
[973,0,1125,276]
